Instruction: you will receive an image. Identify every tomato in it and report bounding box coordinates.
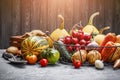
[67,45,73,52]
[84,33,91,41]
[42,48,60,64]
[77,30,84,40]
[64,36,72,44]
[26,54,37,64]
[73,60,82,68]
[39,59,48,67]
[72,37,79,44]
[74,43,80,51]
[79,39,86,45]
[72,30,78,38]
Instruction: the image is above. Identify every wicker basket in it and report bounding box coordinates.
[9,36,25,49]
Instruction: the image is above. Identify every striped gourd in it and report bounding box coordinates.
[21,36,49,58]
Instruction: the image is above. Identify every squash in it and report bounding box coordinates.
[50,15,69,41]
[87,50,101,65]
[94,26,110,45]
[116,35,120,43]
[82,12,99,34]
[21,36,49,59]
[101,41,116,62]
[108,43,120,62]
[99,33,117,52]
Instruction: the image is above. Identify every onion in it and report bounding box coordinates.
[71,50,87,63]
[6,46,19,55]
[87,41,99,51]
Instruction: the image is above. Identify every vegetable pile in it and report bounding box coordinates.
[5,12,120,70]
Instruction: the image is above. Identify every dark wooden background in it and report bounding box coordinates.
[0,0,120,49]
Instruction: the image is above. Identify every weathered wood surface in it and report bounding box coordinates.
[0,0,120,48]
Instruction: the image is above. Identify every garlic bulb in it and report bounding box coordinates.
[95,60,104,69]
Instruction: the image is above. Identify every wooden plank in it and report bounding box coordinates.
[73,0,81,25]
[64,0,74,31]
[31,0,41,30]
[0,0,2,48]
[11,0,21,35]
[1,0,12,48]
[95,0,105,29]
[40,0,48,32]
[56,0,65,30]
[79,0,89,26]
[47,0,57,33]
[104,0,114,33]
[20,0,31,34]
[88,0,98,29]
[114,0,120,34]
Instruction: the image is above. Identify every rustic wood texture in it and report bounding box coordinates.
[0,0,120,49]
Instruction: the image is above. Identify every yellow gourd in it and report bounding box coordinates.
[82,12,100,34]
[94,26,110,45]
[50,15,69,41]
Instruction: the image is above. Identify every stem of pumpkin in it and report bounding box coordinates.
[88,12,99,25]
[58,15,64,30]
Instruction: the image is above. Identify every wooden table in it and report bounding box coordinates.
[0,49,120,80]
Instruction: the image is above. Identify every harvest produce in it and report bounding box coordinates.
[95,60,104,69]
[73,60,82,68]
[42,48,60,64]
[101,41,116,62]
[87,40,99,51]
[99,33,117,52]
[54,40,71,62]
[22,30,46,38]
[116,35,120,43]
[22,30,53,48]
[87,50,101,65]
[94,26,110,45]
[39,58,48,67]
[26,54,37,64]
[6,46,19,55]
[82,12,99,34]
[108,43,120,62]
[21,36,49,59]
[113,58,120,69]
[71,50,87,63]
[50,15,69,41]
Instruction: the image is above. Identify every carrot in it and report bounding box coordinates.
[101,41,116,62]
[99,33,117,52]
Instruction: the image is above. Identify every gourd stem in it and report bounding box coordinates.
[88,12,100,25]
[99,26,110,34]
[58,15,64,30]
